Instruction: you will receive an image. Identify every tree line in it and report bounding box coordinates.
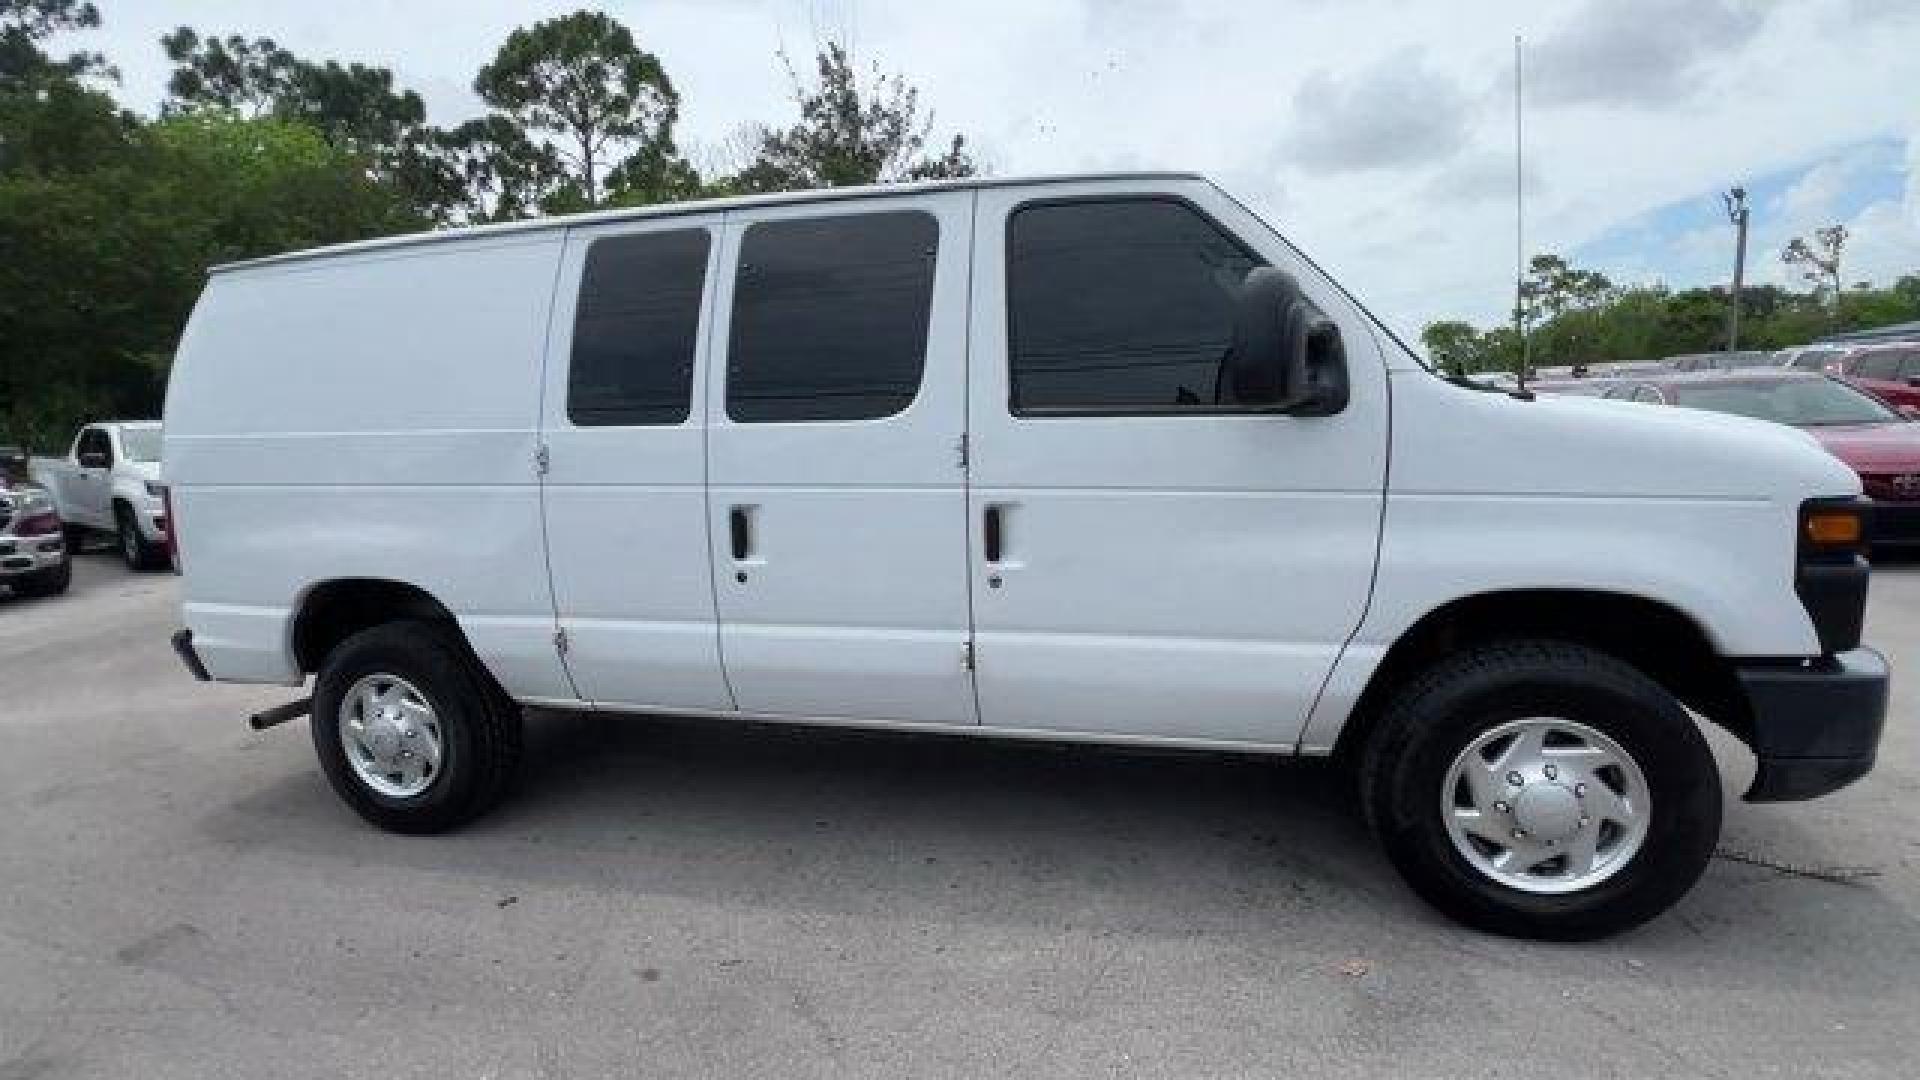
[1424,244,1920,377]
[1,1,975,451]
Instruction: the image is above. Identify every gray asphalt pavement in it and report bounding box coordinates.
[1,552,1916,1079]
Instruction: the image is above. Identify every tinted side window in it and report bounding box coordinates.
[1854,353,1900,379]
[727,211,938,423]
[78,428,110,461]
[1008,199,1262,413]
[568,229,711,427]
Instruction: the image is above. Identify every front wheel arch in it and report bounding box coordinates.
[1334,589,1750,764]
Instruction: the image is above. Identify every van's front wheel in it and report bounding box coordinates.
[1360,640,1721,940]
[311,620,522,834]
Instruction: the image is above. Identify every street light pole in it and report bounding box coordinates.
[1723,186,1749,352]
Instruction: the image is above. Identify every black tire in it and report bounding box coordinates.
[1359,639,1721,941]
[61,524,88,553]
[116,504,167,572]
[11,559,71,598]
[311,620,522,834]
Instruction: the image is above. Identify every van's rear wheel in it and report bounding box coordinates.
[311,620,522,833]
[1359,640,1721,940]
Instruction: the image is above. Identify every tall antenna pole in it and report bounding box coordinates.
[1723,186,1749,351]
[1513,34,1528,391]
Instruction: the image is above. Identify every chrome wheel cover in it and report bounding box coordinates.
[339,673,443,799]
[1442,717,1651,895]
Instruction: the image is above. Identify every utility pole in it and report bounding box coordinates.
[1723,186,1749,351]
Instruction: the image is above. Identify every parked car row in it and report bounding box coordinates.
[1487,334,1920,389]
[28,421,171,572]
[2,420,169,603]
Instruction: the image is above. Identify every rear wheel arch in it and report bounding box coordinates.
[290,578,470,675]
[1334,589,1750,763]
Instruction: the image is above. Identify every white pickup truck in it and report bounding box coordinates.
[164,171,1888,940]
[30,422,171,570]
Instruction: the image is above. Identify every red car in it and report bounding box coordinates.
[1602,370,1920,545]
[1834,342,1920,409]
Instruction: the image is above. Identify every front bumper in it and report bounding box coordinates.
[1869,500,1920,546]
[0,536,67,577]
[1737,648,1888,802]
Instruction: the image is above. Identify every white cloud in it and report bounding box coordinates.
[1832,133,1920,287]
[1778,148,1879,222]
[1287,49,1475,173]
[1527,0,1770,108]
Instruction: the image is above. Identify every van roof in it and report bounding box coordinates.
[212,170,1211,275]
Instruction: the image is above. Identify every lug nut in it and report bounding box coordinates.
[1543,764,1558,780]
[1507,771,1524,786]
[1512,829,1528,840]
[1575,783,1587,797]
[1492,801,1510,814]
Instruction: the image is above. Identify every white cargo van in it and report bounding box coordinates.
[164,173,1887,939]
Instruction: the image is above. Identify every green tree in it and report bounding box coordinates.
[1514,254,1615,363]
[284,61,426,154]
[731,41,975,192]
[1892,274,1920,317]
[0,65,129,173]
[1,0,112,91]
[1782,225,1847,307]
[161,26,457,221]
[413,114,571,223]
[159,27,296,115]
[1420,320,1480,375]
[1,111,424,449]
[473,10,680,207]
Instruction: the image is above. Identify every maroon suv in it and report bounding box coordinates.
[1602,369,1920,545]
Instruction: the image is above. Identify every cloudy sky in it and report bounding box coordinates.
[52,0,1920,341]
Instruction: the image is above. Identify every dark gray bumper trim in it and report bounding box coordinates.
[1737,648,1887,802]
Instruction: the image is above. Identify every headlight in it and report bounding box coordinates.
[145,480,165,498]
[15,489,53,513]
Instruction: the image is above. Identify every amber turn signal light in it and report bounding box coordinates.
[1804,509,1863,547]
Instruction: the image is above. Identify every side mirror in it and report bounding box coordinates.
[78,451,109,469]
[1227,268,1349,416]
